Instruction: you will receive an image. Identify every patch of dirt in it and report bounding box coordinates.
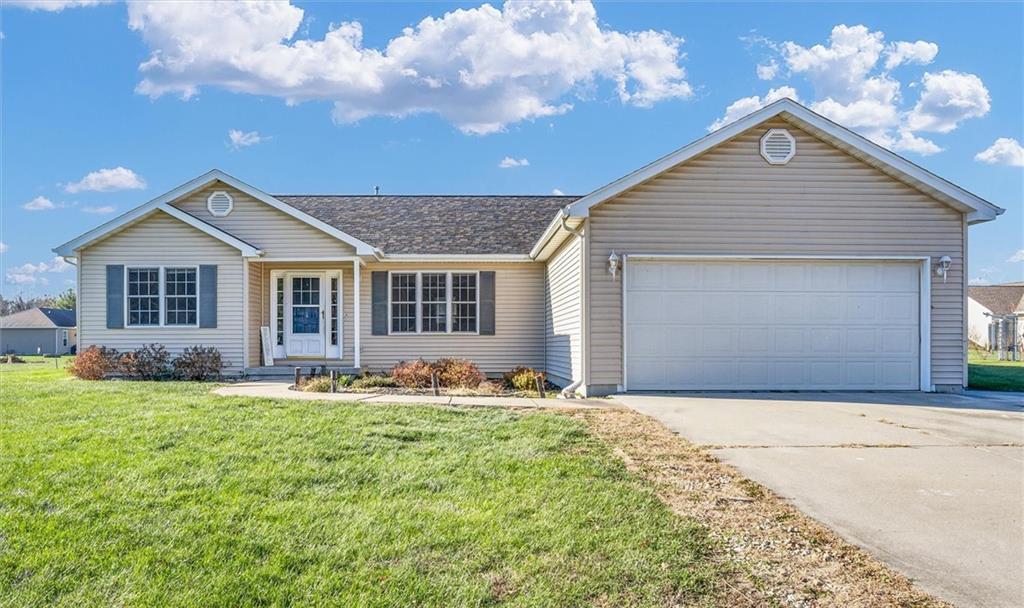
[570,408,949,608]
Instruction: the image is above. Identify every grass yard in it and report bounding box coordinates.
[968,351,1024,391]
[0,360,719,607]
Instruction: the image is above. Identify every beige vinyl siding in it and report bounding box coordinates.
[587,119,966,388]
[172,182,357,257]
[360,262,545,374]
[77,211,245,372]
[248,261,355,367]
[544,235,583,386]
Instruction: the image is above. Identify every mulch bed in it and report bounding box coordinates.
[570,407,948,608]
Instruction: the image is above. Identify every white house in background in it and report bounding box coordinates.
[53,99,1004,394]
[968,283,1024,350]
[0,307,77,355]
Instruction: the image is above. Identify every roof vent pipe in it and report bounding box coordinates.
[374,186,381,196]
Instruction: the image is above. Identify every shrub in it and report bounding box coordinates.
[119,344,170,380]
[434,358,484,388]
[300,374,353,392]
[68,346,118,380]
[390,359,434,388]
[352,374,397,390]
[172,346,223,381]
[301,376,334,392]
[503,366,542,392]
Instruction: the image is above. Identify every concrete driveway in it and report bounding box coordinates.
[616,391,1024,608]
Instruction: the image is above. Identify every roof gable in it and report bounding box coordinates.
[565,98,1003,225]
[53,170,376,258]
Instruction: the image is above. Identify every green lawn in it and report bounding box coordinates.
[0,361,719,607]
[968,351,1024,392]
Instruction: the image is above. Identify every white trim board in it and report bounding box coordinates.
[53,169,378,258]
[620,254,932,392]
[565,98,1003,225]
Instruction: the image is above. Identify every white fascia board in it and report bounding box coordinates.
[566,98,1004,223]
[380,254,534,263]
[53,169,380,258]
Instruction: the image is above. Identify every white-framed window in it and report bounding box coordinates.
[275,277,285,346]
[330,277,339,346]
[62,330,69,347]
[164,267,198,326]
[127,267,161,326]
[125,265,200,328]
[388,271,479,335]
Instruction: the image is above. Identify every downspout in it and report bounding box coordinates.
[558,206,586,399]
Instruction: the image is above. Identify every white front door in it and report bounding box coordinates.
[286,274,325,357]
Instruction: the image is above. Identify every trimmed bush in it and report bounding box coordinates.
[434,358,484,389]
[69,346,118,380]
[172,346,223,381]
[119,344,170,380]
[352,375,397,390]
[390,359,434,388]
[503,366,542,392]
[337,374,354,388]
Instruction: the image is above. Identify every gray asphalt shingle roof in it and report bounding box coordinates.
[275,195,579,255]
[0,307,76,329]
[968,285,1024,315]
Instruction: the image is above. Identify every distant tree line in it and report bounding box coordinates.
[0,288,76,316]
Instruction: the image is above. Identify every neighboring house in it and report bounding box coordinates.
[53,99,1003,394]
[967,284,1024,350]
[0,307,77,355]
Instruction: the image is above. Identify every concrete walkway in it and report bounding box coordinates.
[213,381,613,409]
[619,391,1024,608]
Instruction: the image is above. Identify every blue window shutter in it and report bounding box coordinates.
[106,265,124,329]
[479,271,495,335]
[199,265,217,328]
[372,272,388,336]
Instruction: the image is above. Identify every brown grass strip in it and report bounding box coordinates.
[570,407,949,608]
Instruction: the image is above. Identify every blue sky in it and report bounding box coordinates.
[1,0,1021,296]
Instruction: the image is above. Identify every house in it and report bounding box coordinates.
[968,283,1023,352]
[53,99,1003,394]
[0,307,76,355]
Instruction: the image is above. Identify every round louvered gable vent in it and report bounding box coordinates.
[760,128,796,165]
[207,190,234,217]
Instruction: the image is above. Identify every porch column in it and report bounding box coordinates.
[353,259,361,369]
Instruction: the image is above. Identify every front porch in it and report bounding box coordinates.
[245,259,362,371]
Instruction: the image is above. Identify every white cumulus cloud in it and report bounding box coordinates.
[708,86,799,131]
[552,188,565,195]
[5,256,73,286]
[720,25,989,156]
[228,129,266,150]
[975,138,1024,167]
[499,157,529,168]
[968,277,991,286]
[1009,250,1024,263]
[4,0,112,11]
[126,0,693,135]
[905,70,990,134]
[756,60,779,80]
[65,167,147,193]
[82,205,117,214]
[23,196,56,211]
[0,242,8,254]
[884,40,938,70]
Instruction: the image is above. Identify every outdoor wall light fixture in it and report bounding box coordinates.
[935,255,952,283]
[608,250,620,280]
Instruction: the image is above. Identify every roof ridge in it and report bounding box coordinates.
[274,194,580,198]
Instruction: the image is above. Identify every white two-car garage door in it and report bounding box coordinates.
[625,259,921,390]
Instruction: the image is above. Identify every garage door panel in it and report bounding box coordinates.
[625,260,920,391]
